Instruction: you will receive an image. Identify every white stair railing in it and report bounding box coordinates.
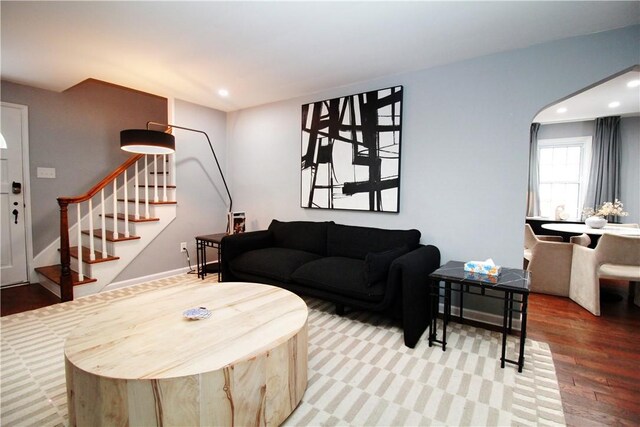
[57,153,177,301]
[76,204,84,280]
[144,155,150,218]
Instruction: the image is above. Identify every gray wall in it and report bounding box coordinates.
[0,79,167,254]
[227,26,639,313]
[115,99,228,280]
[538,120,594,139]
[539,117,640,224]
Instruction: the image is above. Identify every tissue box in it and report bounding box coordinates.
[463,259,501,276]
[464,271,499,284]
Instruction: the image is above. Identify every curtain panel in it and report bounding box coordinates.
[585,116,621,213]
[526,123,541,217]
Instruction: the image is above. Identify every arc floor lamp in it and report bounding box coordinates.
[120,121,232,230]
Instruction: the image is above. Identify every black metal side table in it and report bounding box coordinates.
[195,233,227,281]
[428,260,531,372]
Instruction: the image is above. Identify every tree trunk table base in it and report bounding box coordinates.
[65,282,308,426]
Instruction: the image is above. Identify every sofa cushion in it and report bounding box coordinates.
[365,245,410,285]
[327,223,420,259]
[291,257,386,302]
[268,220,330,256]
[230,248,322,283]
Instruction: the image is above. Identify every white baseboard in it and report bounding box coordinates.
[441,303,522,331]
[100,267,196,293]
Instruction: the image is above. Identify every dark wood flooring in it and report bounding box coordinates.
[1,280,638,425]
[527,279,640,426]
[1,283,60,316]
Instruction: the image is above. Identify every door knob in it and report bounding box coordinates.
[12,209,19,224]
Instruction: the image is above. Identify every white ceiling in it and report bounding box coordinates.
[534,68,640,124]
[2,1,639,112]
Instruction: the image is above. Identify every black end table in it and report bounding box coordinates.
[195,233,227,280]
[428,261,531,372]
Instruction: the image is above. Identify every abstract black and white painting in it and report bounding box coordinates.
[301,86,403,212]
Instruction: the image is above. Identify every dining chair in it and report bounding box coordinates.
[523,224,590,296]
[569,233,640,316]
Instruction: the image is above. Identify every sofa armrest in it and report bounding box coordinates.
[221,230,273,281]
[389,244,441,348]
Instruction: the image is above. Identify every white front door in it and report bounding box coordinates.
[1,103,30,286]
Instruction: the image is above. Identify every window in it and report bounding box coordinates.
[537,137,591,219]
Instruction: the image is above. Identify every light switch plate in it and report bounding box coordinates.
[37,167,56,179]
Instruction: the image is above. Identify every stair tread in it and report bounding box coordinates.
[81,229,140,242]
[103,213,160,222]
[35,265,97,286]
[65,246,120,264]
[117,198,177,205]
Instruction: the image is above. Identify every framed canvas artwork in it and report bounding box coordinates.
[301,86,403,212]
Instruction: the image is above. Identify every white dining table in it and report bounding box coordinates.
[541,223,640,236]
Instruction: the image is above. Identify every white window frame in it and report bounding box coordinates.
[537,136,592,220]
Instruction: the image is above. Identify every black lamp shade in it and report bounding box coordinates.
[120,129,175,155]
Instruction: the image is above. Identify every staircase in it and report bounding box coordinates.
[35,153,176,301]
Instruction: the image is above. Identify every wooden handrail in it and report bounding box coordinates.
[58,154,143,204]
[57,153,143,301]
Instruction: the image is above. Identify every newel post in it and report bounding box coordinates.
[58,199,73,302]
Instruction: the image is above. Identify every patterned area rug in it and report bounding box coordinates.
[0,275,565,426]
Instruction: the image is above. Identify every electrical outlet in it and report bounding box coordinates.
[180,242,187,252]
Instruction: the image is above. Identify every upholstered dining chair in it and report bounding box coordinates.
[523,224,591,296]
[569,234,640,316]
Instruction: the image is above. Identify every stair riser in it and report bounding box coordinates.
[80,236,118,255]
[70,240,140,273]
[121,186,176,199]
[112,200,175,215]
[39,276,62,298]
[68,259,122,283]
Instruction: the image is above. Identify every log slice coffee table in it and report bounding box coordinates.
[64,282,308,426]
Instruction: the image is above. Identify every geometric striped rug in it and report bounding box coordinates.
[0,274,565,426]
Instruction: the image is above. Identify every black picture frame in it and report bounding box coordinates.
[300,85,403,212]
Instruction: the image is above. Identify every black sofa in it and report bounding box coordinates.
[221,220,440,348]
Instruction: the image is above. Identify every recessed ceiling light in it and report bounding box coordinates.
[608,101,621,108]
[556,107,567,113]
[627,79,640,88]
[218,89,229,97]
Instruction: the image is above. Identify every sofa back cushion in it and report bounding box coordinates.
[268,220,330,256]
[327,223,421,259]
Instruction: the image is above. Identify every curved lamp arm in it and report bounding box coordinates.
[147,121,232,214]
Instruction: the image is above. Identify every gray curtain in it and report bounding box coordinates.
[526,123,541,217]
[585,116,621,212]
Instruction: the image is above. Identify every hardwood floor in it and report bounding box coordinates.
[527,279,640,426]
[0,283,59,316]
[1,280,638,425]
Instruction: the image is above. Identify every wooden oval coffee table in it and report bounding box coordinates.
[64,281,308,426]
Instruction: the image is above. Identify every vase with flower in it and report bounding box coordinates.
[582,199,629,229]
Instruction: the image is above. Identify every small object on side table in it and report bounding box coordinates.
[428,260,530,373]
[195,233,227,280]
